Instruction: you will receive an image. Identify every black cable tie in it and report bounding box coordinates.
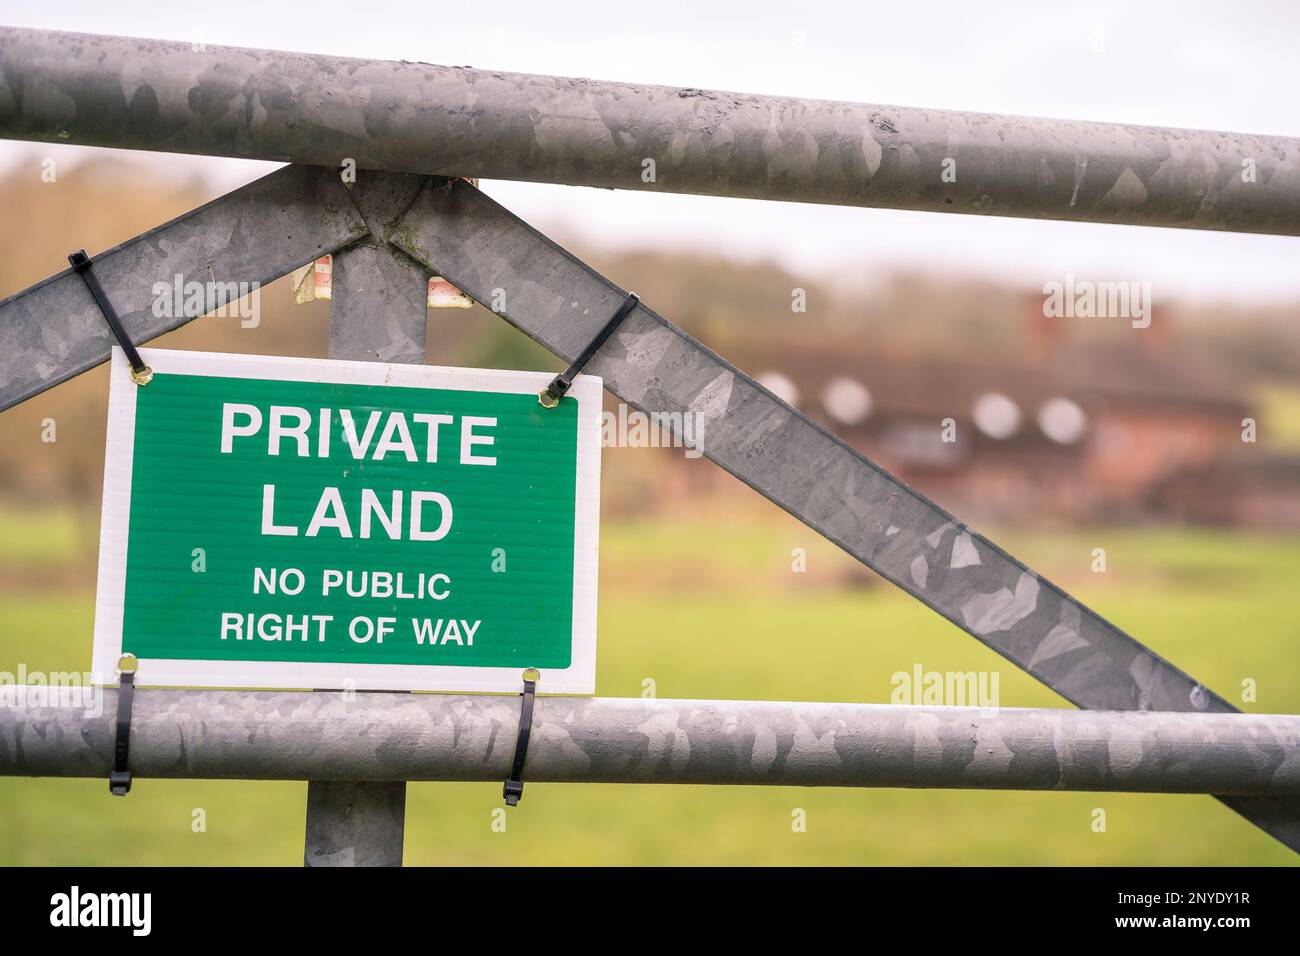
[503,675,538,806]
[109,667,137,797]
[539,292,639,407]
[68,250,153,386]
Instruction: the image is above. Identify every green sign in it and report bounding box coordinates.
[93,348,600,693]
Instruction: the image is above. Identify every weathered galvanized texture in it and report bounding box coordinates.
[327,173,430,364]
[389,177,1300,849]
[2,27,1298,235]
[305,192,429,866]
[330,240,429,363]
[0,163,367,411]
[0,166,1296,849]
[304,780,406,867]
[4,689,1300,797]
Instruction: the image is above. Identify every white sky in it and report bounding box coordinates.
[1,0,1298,304]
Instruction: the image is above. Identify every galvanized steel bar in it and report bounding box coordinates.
[1,27,1298,235]
[327,172,430,364]
[387,177,1300,849]
[0,163,367,412]
[303,780,406,867]
[3,689,1300,797]
[302,172,431,867]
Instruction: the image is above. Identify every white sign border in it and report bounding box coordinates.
[92,347,601,696]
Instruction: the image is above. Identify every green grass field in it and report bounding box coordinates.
[1,498,1297,865]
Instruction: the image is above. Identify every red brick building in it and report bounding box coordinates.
[717,335,1253,524]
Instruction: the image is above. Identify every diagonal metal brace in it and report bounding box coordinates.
[540,292,640,407]
[0,165,368,412]
[387,176,1300,852]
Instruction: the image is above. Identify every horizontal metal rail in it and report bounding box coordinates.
[1,27,1298,235]
[2,690,1299,796]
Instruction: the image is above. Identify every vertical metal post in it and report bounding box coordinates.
[304,780,409,867]
[303,176,431,866]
